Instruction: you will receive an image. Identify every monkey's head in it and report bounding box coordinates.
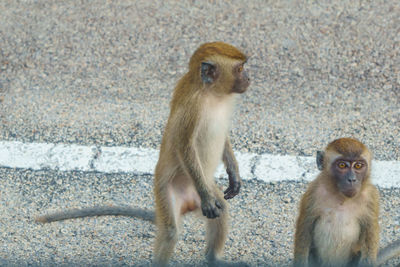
[317,138,372,198]
[189,42,250,95]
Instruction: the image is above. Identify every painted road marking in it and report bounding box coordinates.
[0,140,399,188]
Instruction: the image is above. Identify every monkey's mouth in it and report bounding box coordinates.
[343,189,357,198]
[232,81,250,94]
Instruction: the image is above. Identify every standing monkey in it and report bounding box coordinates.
[294,138,400,267]
[152,41,250,266]
[36,42,250,266]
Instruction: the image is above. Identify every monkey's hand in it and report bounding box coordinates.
[201,197,224,219]
[224,169,242,200]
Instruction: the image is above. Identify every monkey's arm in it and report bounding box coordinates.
[177,143,223,218]
[35,206,155,223]
[294,192,316,267]
[176,114,223,219]
[377,239,400,266]
[222,138,241,199]
[359,186,380,266]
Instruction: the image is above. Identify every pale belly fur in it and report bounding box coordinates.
[313,206,361,267]
[196,95,235,181]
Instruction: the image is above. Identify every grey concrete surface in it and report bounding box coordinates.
[0,0,399,266]
[0,0,399,159]
[1,168,399,266]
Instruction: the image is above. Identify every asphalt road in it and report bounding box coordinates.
[0,1,399,266]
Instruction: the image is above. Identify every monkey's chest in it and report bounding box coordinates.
[313,207,361,266]
[197,102,232,172]
[199,115,229,153]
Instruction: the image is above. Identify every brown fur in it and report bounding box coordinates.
[326,138,367,156]
[188,42,247,72]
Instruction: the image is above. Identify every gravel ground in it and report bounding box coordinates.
[0,0,399,160]
[0,167,399,266]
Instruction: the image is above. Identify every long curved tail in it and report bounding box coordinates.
[377,239,400,266]
[35,206,155,223]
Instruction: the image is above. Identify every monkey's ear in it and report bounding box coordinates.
[201,62,219,84]
[316,151,324,171]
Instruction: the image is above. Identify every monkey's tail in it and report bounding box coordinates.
[35,206,155,223]
[377,239,400,265]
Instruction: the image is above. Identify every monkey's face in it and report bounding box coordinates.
[231,62,250,94]
[331,158,368,198]
[200,59,250,95]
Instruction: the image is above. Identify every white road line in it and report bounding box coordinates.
[0,140,399,188]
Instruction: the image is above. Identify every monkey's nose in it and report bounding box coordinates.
[347,175,356,183]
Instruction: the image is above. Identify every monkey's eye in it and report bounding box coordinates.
[338,162,347,169]
[237,65,244,73]
[354,163,363,169]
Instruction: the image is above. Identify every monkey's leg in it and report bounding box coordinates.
[153,172,201,267]
[153,188,181,267]
[153,223,178,267]
[205,194,228,263]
